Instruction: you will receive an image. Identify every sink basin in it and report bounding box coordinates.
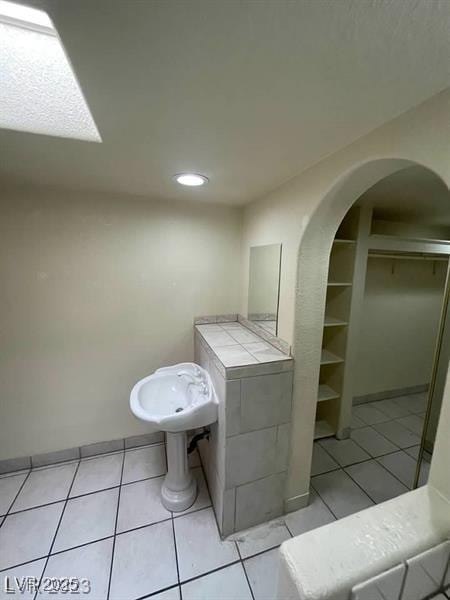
[130,362,218,432]
[129,362,218,512]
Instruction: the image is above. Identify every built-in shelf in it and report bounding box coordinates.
[324,316,348,327]
[320,349,344,365]
[316,208,362,440]
[314,419,335,440]
[327,282,352,287]
[333,239,356,245]
[318,384,340,402]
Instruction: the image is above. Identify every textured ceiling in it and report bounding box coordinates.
[1,0,450,204]
[0,21,101,141]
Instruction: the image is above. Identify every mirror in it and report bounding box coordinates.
[415,262,450,487]
[248,243,282,336]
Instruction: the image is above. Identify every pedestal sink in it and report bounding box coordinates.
[130,362,218,511]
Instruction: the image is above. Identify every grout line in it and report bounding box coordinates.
[284,521,295,538]
[0,471,214,574]
[1,505,213,576]
[138,583,182,599]
[242,559,256,600]
[0,468,32,528]
[365,422,403,450]
[373,453,416,490]
[31,458,83,472]
[0,467,31,480]
[315,466,375,513]
[316,437,374,470]
[3,471,173,521]
[171,516,182,598]
[7,484,115,517]
[106,449,125,599]
[238,541,291,563]
[316,436,415,501]
[168,441,182,598]
[0,534,116,574]
[32,459,81,600]
[0,555,49,575]
[343,465,395,505]
[0,441,164,480]
[179,559,242,587]
[309,480,339,520]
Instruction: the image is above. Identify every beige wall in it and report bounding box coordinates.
[240,89,450,505]
[0,185,241,460]
[354,257,447,397]
[241,90,450,346]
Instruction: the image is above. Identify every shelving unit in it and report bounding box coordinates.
[320,349,344,365]
[318,384,340,402]
[313,207,450,442]
[324,316,348,327]
[327,281,352,287]
[314,419,335,440]
[314,209,360,439]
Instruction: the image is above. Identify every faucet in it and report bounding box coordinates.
[177,368,209,394]
[177,367,202,385]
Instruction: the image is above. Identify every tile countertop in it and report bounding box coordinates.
[195,322,293,379]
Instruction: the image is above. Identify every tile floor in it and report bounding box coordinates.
[0,393,433,600]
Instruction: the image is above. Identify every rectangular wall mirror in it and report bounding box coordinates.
[247,243,282,336]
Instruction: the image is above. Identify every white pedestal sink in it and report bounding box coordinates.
[130,363,218,512]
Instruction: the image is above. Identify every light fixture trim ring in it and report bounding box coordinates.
[173,173,209,187]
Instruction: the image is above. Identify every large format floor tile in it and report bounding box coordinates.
[284,488,336,536]
[11,463,77,512]
[244,548,280,600]
[373,421,421,449]
[318,438,370,467]
[110,520,178,599]
[353,404,390,425]
[174,507,239,581]
[0,502,64,570]
[311,470,373,518]
[310,442,339,476]
[0,473,27,516]
[372,398,410,419]
[351,426,398,457]
[122,444,166,484]
[392,393,428,414]
[70,452,123,497]
[182,563,252,600]
[377,451,417,488]
[345,460,408,504]
[396,414,425,436]
[404,445,420,460]
[40,538,113,599]
[234,519,291,559]
[117,475,170,533]
[351,413,366,429]
[0,558,46,599]
[53,488,118,552]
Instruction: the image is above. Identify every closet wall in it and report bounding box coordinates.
[354,256,448,398]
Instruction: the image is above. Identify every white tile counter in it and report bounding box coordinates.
[194,315,294,536]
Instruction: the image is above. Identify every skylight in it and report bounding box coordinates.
[0,0,101,142]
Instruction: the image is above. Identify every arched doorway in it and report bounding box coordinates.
[286,158,449,509]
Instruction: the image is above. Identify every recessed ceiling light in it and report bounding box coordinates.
[174,173,209,187]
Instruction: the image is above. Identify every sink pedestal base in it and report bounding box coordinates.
[161,431,197,512]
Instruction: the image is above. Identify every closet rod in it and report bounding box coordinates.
[368,253,448,262]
